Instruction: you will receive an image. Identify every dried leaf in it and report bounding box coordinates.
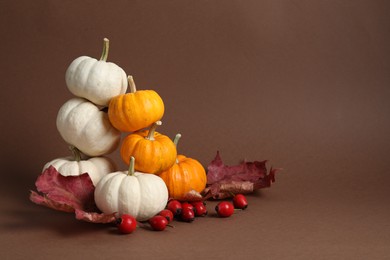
[31,166,96,211]
[30,166,115,224]
[75,209,116,223]
[30,191,75,212]
[203,151,278,199]
[181,190,203,202]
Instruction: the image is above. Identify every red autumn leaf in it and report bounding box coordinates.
[202,151,278,199]
[30,190,75,212]
[74,209,116,223]
[181,189,204,202]
[30,166,115,223]
[30,165,96,211]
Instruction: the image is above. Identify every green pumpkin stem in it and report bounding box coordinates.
[128,75,137,93]
[100,38,109,61]
[146,121,162,141]
[69,145,82,162]
[173,133,182,148]
[173,134,181,164]
[128,156,135,176]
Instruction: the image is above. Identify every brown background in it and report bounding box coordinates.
[1,1,389,259]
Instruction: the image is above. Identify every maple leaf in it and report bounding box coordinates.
[74,209,116,223]
[30,166,115,224]
[181,190,204,202]
[202,151,278,199]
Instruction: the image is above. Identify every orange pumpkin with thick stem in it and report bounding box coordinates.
[108,76,164,132]
[158,134,207,201]
[120,121,177,174]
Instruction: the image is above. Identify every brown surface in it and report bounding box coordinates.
[1,1,390,259]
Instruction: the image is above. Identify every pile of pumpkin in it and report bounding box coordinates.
[45,38,207,222]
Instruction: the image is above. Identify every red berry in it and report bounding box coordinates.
[191,201,208,217]
[158,209,174,223]
[181,202,196,214]
[167,200,182,216]
[180,207,195,222]
[148,215,169,231]
[233,194,248,210]
[215,201,234,218]
[116,214,137,234]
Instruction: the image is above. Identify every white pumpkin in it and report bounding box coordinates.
[43,147,117,186]
[94,157,169,221]
[65,38,127,106]
[56,97,121,157]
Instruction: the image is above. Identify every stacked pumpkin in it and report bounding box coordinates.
[43,38,124,187]
[44,38,207,222]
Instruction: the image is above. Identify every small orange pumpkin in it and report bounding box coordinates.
[158,134,207,201]
[120,121,177,174]
[108,76,165,132]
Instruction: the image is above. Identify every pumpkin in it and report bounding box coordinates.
[120,121,177,174]
[42,146,116,186]
[108,76,164,132]
[56,97,121,157]
[65,38,127,106]
[94,156,169,221]
[158,134,207,201]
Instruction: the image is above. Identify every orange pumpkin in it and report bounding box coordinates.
[108,76,165,132]
[120,121,177,174]
[158,134,207,200]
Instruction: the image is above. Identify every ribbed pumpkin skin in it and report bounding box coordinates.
[56,98,121,157]
[65,56,127,106]
[43,156,116,186]
[158,155,207,200]
[108,90,164,132]
[94,171,169,221]
[120,131,177,174]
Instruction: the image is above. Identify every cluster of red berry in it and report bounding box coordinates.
[116,194,248,234]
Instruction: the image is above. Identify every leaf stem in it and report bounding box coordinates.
[146,121,162,141]
[128,156,135,176]
[100,38,109,61]
[128,75,137,93]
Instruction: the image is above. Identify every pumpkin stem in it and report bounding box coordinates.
[173,133,182,148]
[69,145,82,162]
[100,38,109,61]
[173,134,182,164]
[128,75,137,93]
[146,121,162,141]
[128,156,135,176]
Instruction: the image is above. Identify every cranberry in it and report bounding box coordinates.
[116,214,137,234]
[191,201,208,217]
[232,194,248,210]
[167,200,182,216]
[215,201,234,218]
[180,207,195,222]
[158,209,174,223]
[148,215,169,231]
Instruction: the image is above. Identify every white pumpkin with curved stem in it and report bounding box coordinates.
[56,97,121,157]
[94,157,169,221]
[65,38,127,106]
[43,147,117,186]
